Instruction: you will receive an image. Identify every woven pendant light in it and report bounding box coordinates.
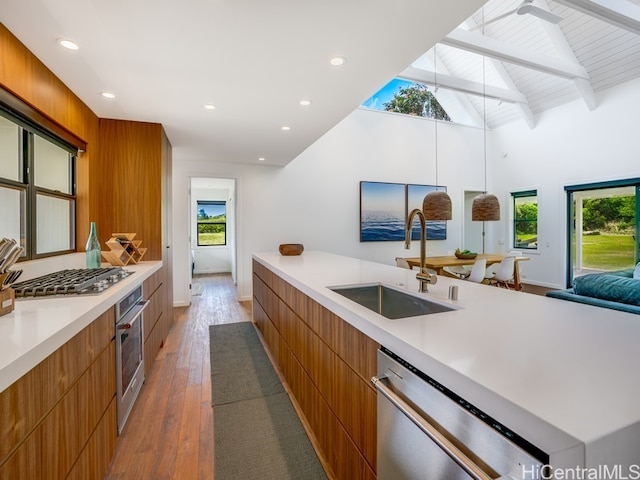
[472,12,500,222]
[422,44,453,221]
[423,190,452,220]
[472,193,500,221]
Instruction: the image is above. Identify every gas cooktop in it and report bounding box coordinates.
[11,267,132,298]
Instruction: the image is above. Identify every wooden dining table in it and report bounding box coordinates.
[403,254,530,290]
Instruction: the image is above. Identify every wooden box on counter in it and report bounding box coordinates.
[0,288,15,317]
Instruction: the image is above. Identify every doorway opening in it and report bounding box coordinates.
[189,177,237,294]
[566,179,640,286]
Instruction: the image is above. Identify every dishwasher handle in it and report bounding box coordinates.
[372,374,496,480]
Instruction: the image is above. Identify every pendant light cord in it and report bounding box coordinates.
[434,44,439,186]
[482,8,487,194]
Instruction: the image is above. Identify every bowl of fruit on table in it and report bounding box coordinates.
[454,248,478,259]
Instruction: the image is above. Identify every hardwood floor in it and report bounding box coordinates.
[519,282,556,296]
[105,274,252,480]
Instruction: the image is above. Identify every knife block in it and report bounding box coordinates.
[0,287,15,317]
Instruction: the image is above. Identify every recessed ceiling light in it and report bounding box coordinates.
[101,92,116,99]
[329,56,346,66]
[281,126,291,131]
[258,157,265,161]
[57,38,79,50]
[204,104,216,110]
[299,100,311,106]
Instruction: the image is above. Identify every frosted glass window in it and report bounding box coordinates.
[36,194,74,254]
[0,117,21,182]
[0,108,76,260]
[34,135,72,194]
[0,186,25,245]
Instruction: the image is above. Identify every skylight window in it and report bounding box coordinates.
[361,78,451,121]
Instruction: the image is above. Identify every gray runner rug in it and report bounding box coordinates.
[210,322,327,480]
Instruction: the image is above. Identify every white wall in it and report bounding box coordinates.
[490,77,640,289]
[172,77,640,304]
[172,108,488,304]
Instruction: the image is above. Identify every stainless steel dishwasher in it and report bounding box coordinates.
[372,347,549,480]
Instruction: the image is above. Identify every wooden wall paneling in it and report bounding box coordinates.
[0,23,101,248]
[97,119,163,261]
[0,24,96,141]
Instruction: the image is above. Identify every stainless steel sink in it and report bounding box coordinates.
[329,283,455,319]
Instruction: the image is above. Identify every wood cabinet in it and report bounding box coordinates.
[0,310,117,479]
[143,268,172,376]
[253,260,379,480]
[97,119,174,369]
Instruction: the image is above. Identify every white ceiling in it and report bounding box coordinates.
[400,0,640,129]
[2,0,640,166]
[0,0,484,166]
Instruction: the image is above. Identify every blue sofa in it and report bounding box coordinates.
[546,268,640,315]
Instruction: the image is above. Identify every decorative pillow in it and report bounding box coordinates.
[574,274,640,306]
[635,262,640,280]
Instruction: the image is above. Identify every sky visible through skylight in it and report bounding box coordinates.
[361,78,414,111]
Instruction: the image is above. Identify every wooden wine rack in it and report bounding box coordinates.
[101,233,147,266]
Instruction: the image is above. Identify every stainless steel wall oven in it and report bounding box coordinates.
[115,285,148,434]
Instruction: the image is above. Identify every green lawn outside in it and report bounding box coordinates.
[198,232,226,246]
[581,234,636,270]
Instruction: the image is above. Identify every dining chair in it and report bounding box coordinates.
[488,256,516,288]
[465,258,487,283]
[485,250,522,280]
[443,266,470,279]
[396,257,412,269]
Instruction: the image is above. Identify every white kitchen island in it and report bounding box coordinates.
[253,251,640,471]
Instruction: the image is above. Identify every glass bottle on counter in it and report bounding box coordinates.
[85,222,101,269]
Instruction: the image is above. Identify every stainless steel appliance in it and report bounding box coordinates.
[11,267,131,298]
[115,285,148,434]
[372,347,548,480]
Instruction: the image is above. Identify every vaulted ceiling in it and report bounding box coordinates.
[1,0,639,166]
[400,0,640,129]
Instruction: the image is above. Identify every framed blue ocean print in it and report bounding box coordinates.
[407,184,447,240]
[360,181,406,241]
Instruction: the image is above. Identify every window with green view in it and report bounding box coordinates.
[197,201,226,246]
[513,191,538,250]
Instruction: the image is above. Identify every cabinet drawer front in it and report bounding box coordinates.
[0,341,116,479]
[0,308,114,464]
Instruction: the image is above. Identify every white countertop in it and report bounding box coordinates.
[254,251,640,467]
[0,261,162,392]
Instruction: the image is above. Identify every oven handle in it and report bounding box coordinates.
[117,300,149,329]
[372,374,497,480]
